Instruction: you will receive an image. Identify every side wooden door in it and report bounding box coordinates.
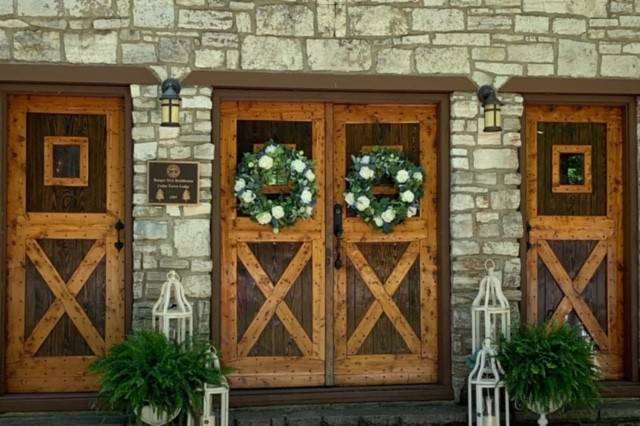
[526,105,624,379]
[219,101,326,387]
[5,95,125,392]
[333,105,439,385]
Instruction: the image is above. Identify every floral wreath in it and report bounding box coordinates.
[344,148,424,233]
[234,141,317,233]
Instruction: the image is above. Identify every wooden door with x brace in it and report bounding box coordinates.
[219,102,439,387]
[5,95,125,392]
[526,105,624,379]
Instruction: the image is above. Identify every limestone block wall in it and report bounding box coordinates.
[0,0,640,397]
[449,92,524,396]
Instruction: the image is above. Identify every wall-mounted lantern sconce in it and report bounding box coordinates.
[160,78,182,127]
[477,85,503,133]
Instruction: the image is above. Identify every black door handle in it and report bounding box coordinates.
[115,220,124,251]
[334,204,343,269]
[334,204,343,237]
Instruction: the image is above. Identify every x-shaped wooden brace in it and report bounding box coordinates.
[237,242,314,357]
[537,239,609,350]
[346,241,421,355]
[24,239,106,356]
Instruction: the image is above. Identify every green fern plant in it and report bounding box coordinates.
[90,330,228,423]
[497,322,600,414]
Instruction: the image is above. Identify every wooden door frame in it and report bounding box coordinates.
[0,84,134,410]
[211,89,451,406]
[520,94,639,391]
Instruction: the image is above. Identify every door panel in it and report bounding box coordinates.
[526,105,624,379]
[333,105,439,385]
[220,102,326,388]
[6,95,125,392]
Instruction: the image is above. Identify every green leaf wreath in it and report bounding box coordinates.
[344,148,424,233]
[235,141,317,233]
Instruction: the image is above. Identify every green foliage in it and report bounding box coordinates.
[344,148,424,233]
[234,141,318,233]
[89,331,228,422]
[497,322,600,413]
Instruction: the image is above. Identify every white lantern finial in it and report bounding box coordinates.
[152,270,194,343]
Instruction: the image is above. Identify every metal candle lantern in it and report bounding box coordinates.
[477,85,503,133]
[468,339,510,426]
[152,270,193,343]
[159,78,182,127]
[471,260,511,353]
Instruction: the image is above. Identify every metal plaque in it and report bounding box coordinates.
[148,161,200,205]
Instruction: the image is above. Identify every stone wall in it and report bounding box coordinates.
[1,0,640,399]
[449,92,523,396]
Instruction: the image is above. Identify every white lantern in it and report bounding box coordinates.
[468,339,510,426]
[152,270,193,343]
[471,259,511,353]
[187,348,229,426]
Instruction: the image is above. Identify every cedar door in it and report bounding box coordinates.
[526,105,624,379]
[219,102,326,387]
[5,95,125,392]
[332,105,439,385]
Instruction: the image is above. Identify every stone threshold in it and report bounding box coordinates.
[1,399,639,425]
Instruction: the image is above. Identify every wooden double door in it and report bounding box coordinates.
[5,95,125,392]
[220,102,440,387]
[526,105,625,379]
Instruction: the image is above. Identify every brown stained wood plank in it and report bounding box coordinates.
[237,243,314,357]
[538,240,609,350]
[345,243,421,354]
[220,107,239,360]
[6,95,28,367]
[24,240,106,355]
[25,239,105,356]
[346,242,419,355]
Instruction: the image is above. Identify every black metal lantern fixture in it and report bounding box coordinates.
[160,78,182,127]
[477,85,503,133]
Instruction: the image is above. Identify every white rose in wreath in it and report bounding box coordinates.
[291,159,305,174]
[381,208,396,223]
[373,216,383,227]
[344,192,355,206]
[265,145,277,154]
[360,155,371,164]
[395,170,409,183]
[400,190,415,203]
[240,190,255,204]
[413,171,423,181]
[300,189,313,204]
[258,155,274,170]
[305,206,313,216]
[271,205,285,220]
[305,170,315,182]
[256,211,272,225]
[359,166,375,180]
[234,178,246,192]
[407,205,418,218]
[355,196,370,211]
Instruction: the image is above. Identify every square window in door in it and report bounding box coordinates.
[44,136,89,187]
[551,144,592,193]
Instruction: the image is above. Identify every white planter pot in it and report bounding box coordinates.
[139,405,180,426]
[526,401,562,426]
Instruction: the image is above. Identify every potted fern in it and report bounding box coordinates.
[90,330,228,425]
[497,322,600,426]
